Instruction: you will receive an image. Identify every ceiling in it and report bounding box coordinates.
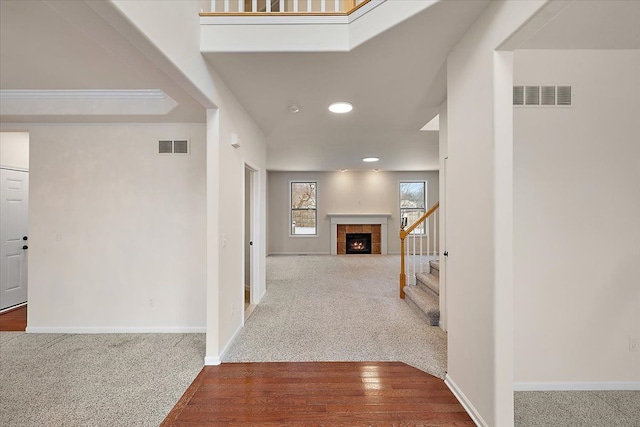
[2,0,638,171]
[518,0,640,50]
[203,1,491,171]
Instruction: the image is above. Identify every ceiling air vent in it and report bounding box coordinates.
[525,86,540,105]
[541,86,556,105]
[557,86,572,106]
[513,86,524,105]
[158,139,190,155]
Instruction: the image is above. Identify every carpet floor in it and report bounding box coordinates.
[0,333,204,426]
[223,255,448,379]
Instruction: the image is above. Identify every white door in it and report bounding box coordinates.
[0,168,29,310]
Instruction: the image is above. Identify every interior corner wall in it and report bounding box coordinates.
[0,132,29,170]
[215,87,268,360]
[267,170,438,255]
[514,50,640,386]
[445,1,545,425]
[25,123,206,331]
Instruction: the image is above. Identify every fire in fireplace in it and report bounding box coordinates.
[346,233,372,254]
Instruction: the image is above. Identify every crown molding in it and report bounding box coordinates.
[0,89,168,101]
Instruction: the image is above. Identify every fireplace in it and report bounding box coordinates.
[346,233,372,254]
[328,214,390,255]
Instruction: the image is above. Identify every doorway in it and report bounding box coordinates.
[244,164,257,320]
[0,132,30,313]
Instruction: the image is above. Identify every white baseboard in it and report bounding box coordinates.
[203,322,244,366]
[25,326,206,334]
[204,355,221,365]
[445,374,487,427]
[514,381,640,391]
[219,323,243,359]
[268,252,331,256]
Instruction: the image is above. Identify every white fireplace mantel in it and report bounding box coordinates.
[327,213,392,255]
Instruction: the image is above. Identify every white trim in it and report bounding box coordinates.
[204,355,221,365]
[217,322,243,360]
[0,89,168,100]
[445,374,488,427]
[0,302,27,314]
[25,326,206,333]
[514,382,640,391]
[289,180,318,237]
[268,252,331,256]
[0,165,29,173]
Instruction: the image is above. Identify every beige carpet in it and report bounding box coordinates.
[0,333,204,426]
[223,254,448,378]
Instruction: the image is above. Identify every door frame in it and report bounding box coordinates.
[0,166,29,312]
[243,162,260,321]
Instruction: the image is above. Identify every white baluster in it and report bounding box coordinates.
[321,0,326,12]
[293,0,298,12]
[419,222,423,273]
[434,210,437,258]
[210,0,216,12]
[307,0,311,12]
[252,0,257,12]
[238,0,243,12]
[335,0,340,12]
[427,217,430,264]
[224,0,229,12]
[412,233,416,285]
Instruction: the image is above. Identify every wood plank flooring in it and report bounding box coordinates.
[162,362,474,426]
[0,305,27,331]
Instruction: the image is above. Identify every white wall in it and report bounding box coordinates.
[445,2,545,425]
[0,132,29,170]
[108,0,269,363]
[19,123,207,332]
[267,171,438,255]
[514,50,640,387]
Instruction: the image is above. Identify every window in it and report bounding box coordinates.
[290,181,317,235]
[400,181,426,234]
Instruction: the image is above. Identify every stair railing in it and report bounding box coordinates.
[202,0,369,14]
[399,201,439,299]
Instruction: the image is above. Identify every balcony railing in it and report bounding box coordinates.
[200,0,370,15]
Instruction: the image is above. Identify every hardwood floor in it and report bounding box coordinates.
[0,305,27,331]
[162,362,473,426]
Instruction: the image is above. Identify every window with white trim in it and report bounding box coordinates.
[400,181,426,234]
[290,181,317,235]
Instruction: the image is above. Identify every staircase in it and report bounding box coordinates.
[403,260,440,326]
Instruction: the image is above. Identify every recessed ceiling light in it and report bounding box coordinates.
[340,169,347,172]
[362,157,379,162]
[288,104,300,113]
[328,102,353,114]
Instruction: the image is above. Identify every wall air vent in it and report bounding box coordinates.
[513,86,524,105]
[514,85,572,107]
[158,140,173,154]
[557,86,572,105]
[173,140,189,154]
[158,139,190,155]
[525,86,540,105]
[541,86,556,105]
